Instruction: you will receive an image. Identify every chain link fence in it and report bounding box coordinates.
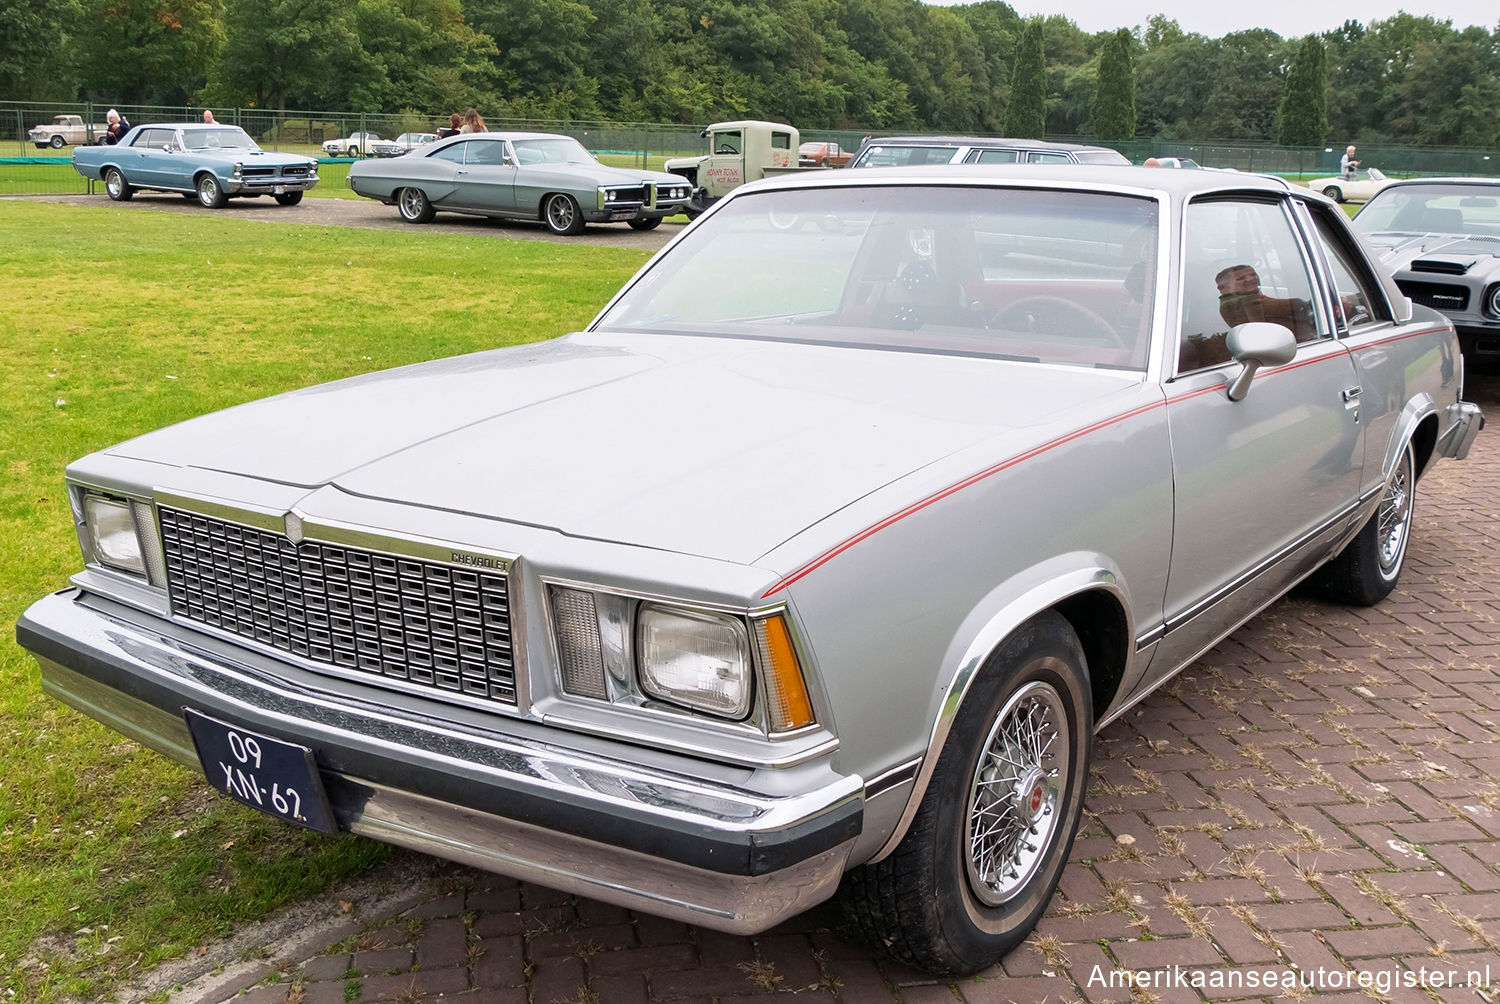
[3,99,1496,197]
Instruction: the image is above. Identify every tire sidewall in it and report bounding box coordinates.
[924,616,1092,967]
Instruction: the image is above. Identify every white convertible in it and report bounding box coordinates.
[1308,167,1392,203]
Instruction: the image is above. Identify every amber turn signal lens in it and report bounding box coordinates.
[755,614,814,732]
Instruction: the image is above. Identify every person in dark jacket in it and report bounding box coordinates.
[103,109,130,145]
[436,113,461,139]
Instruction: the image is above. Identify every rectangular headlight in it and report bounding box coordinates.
[637,603,752,719]
[83,495,145,575]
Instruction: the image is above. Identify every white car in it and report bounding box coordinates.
[370,133,438,157]
[1308,167,1391,204]
[321,132,381,157]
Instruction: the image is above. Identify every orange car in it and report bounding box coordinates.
[797,140,852,167]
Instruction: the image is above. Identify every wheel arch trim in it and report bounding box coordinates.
[1384,393,1440,483]
[865,556,1137,863]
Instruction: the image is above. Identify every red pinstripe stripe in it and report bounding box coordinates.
[759,397,1167,598]
[758,327,1449,598]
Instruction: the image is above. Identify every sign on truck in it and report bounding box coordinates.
[667,120,829,218]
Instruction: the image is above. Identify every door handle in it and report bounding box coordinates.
[1342,387,1362,402]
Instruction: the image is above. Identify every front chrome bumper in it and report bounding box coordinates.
[225,176,319,195]
[1438,401,1485,460]
[17,589,863,933]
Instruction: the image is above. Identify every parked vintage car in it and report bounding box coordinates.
[29,113,108,148]
[347,131,692,234]
[849,135,1131,168]
[322,132,381,157]
[1307,166,1391,203]
[798,140,852,167]
[72,123,319,207]
[1353,177,1500,362]
[18,167,1483,975]
[370,132,438,157]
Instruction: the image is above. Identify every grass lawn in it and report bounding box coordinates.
[0,199,648,1001]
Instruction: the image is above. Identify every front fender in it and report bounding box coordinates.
[865,553,1138,863]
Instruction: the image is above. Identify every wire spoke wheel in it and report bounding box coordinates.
[964,680,1068,906]
[1376,446,1414,576]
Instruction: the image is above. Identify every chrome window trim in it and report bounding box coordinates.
[149,489,530,717]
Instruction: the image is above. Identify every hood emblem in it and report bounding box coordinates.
[284,512,305,544]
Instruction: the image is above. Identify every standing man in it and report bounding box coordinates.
[1340,145,1359,180]
[203,110,216,124]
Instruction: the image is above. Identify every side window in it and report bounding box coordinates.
[464,140,507,166]
[429,142,466,164]
[771,132,791,150]
[1306,205,1390,332]
[970,149,1021,164]
[1178,199,1325,374]
[712,131,742,155]
[135,129,170,149]
[1028,151,1072,164]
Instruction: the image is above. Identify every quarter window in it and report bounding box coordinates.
[1028,152,1072,164]
[970,149,1021,164]
[429,142,466,164]
[1178,199,1325,374]
[1307,206,1389,331]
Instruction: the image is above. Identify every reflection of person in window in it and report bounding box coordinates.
[1216,264,1315,342]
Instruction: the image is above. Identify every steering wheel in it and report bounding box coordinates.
[988,296,1125,347]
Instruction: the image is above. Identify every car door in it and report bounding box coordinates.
[414,141,467,207]
[1298,198,1434,506]
[449,139,516,213]
[1150,194,1364,679]
[132,128,179,189]
[703,128,745,197]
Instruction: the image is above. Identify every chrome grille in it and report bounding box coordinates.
[281,166,310,177]
[159,507,516,705]
[241,167,275,177]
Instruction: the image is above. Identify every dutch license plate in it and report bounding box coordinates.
[608,210,635,221]
[184,709,337,833]
[273,184,286,194]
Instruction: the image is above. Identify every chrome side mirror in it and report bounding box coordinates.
[1225,322,1297,401]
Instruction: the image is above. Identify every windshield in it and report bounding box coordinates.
[1355,184,1500,236]
[595,185,1159,371]
[510,137,594,165]
[852,144,962,168]
[183,127,258,151]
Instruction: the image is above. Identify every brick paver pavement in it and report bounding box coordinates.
[205,373,1500,1004]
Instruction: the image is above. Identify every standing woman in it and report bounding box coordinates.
[460,107,485,133]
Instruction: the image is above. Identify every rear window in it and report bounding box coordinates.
[1075,149,1131,165]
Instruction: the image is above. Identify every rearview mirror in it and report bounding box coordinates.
[1225,322,1297,401]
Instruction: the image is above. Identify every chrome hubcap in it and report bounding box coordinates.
[106,173,120,196]
[1377,454,1412,575]
[965,680,1067,906]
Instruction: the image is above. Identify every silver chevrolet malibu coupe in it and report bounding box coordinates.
[17,166,1484,974]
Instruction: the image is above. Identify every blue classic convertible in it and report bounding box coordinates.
[72,123,320,208]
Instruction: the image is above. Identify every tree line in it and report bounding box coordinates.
[3,0,1497,147]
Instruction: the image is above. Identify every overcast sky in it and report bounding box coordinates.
[923,0,1497,40]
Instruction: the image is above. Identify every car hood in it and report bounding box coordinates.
[549,163,685,187]
[188,149,315,167]
[1363,231,1500,273]
[106,333,1139,564]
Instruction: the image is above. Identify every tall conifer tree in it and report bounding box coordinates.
[1093,28,1136,139]
[1277,35,1329,146]
[1005,19,1047,138]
